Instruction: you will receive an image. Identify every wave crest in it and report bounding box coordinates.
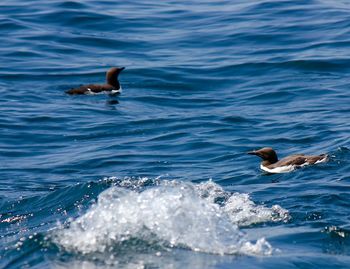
[51,179,288,256]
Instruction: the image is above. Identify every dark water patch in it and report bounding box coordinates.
[55,1,88,10]
[219,59,350,76]
[0,18,30,32]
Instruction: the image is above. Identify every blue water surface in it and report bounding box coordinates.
[1,0,350,268]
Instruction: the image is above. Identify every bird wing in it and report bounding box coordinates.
[66,84,114,95]
[304,154,328,164]
[272,155,308,167]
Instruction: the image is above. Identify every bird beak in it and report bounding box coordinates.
[120,67,125,71]
[247,150,257,155]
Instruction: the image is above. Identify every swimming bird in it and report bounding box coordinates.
[66,67,125,95]
[247,147,328,173]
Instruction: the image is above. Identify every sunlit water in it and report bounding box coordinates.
[1,0,350,268]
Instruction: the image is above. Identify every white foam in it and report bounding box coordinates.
[195,181,289,226]
[52,180,288,257]
[224,193,289,226]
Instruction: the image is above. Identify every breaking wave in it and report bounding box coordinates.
[51,179,289,257]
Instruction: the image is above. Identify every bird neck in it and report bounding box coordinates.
[262,156,278,166]
[107,78,120,88]
[262,160,273,166]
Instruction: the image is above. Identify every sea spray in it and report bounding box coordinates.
[51,179,288,256]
